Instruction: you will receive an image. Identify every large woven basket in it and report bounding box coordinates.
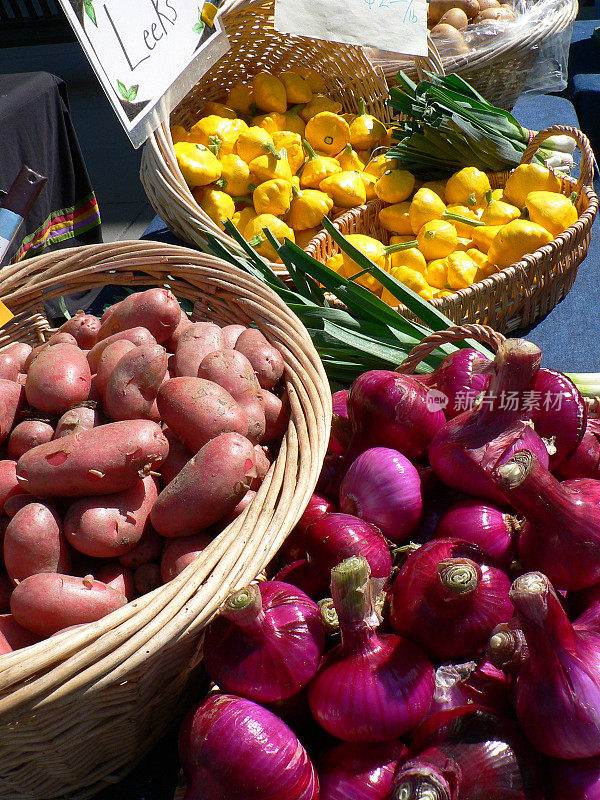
[0,240,331,800]
[140,0,393,259]
[369,0,577,111]
[305,126,598,334]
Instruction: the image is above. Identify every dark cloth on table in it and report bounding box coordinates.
[0,71,103,317]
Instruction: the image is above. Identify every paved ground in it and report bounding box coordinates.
[0,41,155,243]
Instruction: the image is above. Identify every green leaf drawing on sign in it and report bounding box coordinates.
[128,85,139,102]
[117,80,129,100]
[194,7,205,33]
[84,0,97,26]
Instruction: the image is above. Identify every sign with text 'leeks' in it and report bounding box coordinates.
[58,0,230,148]
[274,0,427,58]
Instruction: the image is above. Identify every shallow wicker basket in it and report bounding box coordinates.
[139,0,393,259]
[0,240,331,800]
[305,125,598,334]
[370,0,578,111]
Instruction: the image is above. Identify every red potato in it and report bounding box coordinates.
[10,573,128,636]
[87,327,157,373]
[174,322,224,377]
[16,419,169,497]
[95,563,136,600]
[133,562,162,594]
[97,288,182,344]
[251,445,271,490]
[64,475,158,558]
[0,613,40,654]
[0,351,19,382]
[150,432,257,537]
[220,489,257,528]
[164,311,193,353]
[3,503,71,584]
[0,460,26,513]
[160,533,212,582]
[157,377,248,454]
[261,389,290,443]
[58,312,101,349]
[3,494,36,517]
[0,380,24,444]
[221,324,247,349]
[25,343,91,414]
[119,526,163,569]
[0,515,7,549]
[234,329,285,390]
[54,404,99,439]
[7,420,54,460]
[160,429,194,485]
[198,349,266,444]
[103,344,168,421]
[0,572,11,613]
[94,339,137,397]
[22,336,76,372]
[2,343,32,372]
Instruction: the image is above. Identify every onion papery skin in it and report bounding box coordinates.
[434,499,518,570]
[558,418,600,480]
[547,754,600,800]
[389,538,513,663]
[426,660,509,719]
[305,513,392,582]
[307,557,435,743]
[280,492,337,563]
[179,693,319,800]
[531,368,587,470]
[508,571,600,759]
[390,706,545,800]
[346,370,446,462]
[416,348,491,420]
[429,338,546,505]
[339,447,423,542]
[495,450,600,590]
[203,581,325,703]
[317,740,407,800]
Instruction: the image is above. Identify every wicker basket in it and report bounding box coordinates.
[139,0,393,260]
[0,240,331,800]
[369,0,578,111]
[305,126,598,334]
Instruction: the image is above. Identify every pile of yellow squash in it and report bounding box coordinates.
[330,162,579,304]
[171,69,394,262]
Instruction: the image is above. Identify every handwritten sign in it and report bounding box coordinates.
[274,0,427,58]
[0,301,14,329]
[58,0,230,148]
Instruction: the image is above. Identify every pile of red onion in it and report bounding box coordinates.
[179,339,600,800]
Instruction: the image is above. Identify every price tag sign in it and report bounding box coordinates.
[58,1,230,148]
[274,0,427,58]
[0,301,14,329]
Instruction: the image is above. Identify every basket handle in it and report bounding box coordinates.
[520,125,594,195]
[413,33,446,81]
[396,324,506,375]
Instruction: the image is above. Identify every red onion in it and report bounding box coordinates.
[416,348,491,420]
[507,571,600,759]
[203,581,325,703]
[179,693,319,799]
[280,492,337,564]
[558,418,600,480]
[317,453,345,498]
[346,370,446,461]
[487,618,529,678]
[569,583,600,620]
[389,538,513,662]
[390,706,545,800]
[547,755,600,800]
[272,559,329,600]
[317,740,407,800]
[429,339,548,504]
[305,513,392,583]
[339,447,422,542]
[530,368,586,470]
[434,499,519,570]
[329,390,349,455]
[307,556,435,742]
[494,449,600,590]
